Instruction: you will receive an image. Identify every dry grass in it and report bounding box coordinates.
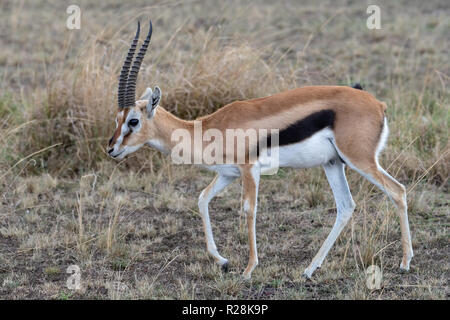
[0,0,448,299]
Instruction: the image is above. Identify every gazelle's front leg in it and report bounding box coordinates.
[198,174,236,268]
[240,164,261,280]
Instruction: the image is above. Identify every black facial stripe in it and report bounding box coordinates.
[109,136,113,146]
[123,131,132,139]
[257,109,336,154]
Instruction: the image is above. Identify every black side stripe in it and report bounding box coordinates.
[258,109,336,154]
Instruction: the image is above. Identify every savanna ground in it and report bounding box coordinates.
[0,0,448,300]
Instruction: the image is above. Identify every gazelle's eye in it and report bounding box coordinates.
[128,119,139,127]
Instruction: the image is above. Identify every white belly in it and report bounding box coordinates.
[202,128,337,176]
[259,128,337,173]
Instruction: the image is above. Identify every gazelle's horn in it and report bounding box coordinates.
[125,20,152,108]
[118,21,140,109]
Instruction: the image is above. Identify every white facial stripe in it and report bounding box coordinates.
[112,109,142,152]
[110,109,149,159]
[115,110,123,128]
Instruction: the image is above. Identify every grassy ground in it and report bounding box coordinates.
[0,0,448,299]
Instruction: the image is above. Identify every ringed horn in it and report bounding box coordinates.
[117,20,153,109]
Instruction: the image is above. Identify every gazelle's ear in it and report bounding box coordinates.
[140,87,153,100]
[146,86,161,118]
[152,86,161,107]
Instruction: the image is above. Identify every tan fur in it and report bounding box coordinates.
[199,86,386,166]
[114,86,386,167]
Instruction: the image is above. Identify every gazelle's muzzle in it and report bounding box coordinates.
[108,147,125,158]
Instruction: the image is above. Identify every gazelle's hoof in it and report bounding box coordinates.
[302,272,312,280]
[399,263,410,272]
[242,273,252,281]
[303,265,319,279]
[400,255,412,271]
[221,261,230,273]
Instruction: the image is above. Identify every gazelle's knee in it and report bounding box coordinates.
[394,183,406,202]
[391,190,407,211]
[337,199,355,223]
[336,212,352,226]
[380,171,407,207]
[345,199,356,214]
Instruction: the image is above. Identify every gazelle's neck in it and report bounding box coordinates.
[148,106,194,154]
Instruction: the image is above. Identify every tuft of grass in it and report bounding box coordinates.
[44,266,61,276]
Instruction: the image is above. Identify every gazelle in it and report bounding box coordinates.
[108,21,413,280]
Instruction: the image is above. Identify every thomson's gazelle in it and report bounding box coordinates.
[108,21,413,280]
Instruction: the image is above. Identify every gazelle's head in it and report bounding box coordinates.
[107,20,162,160]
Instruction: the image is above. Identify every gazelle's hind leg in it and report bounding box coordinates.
[351,163,413,270]
[331,113,413,271]
[304,158,356,278]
